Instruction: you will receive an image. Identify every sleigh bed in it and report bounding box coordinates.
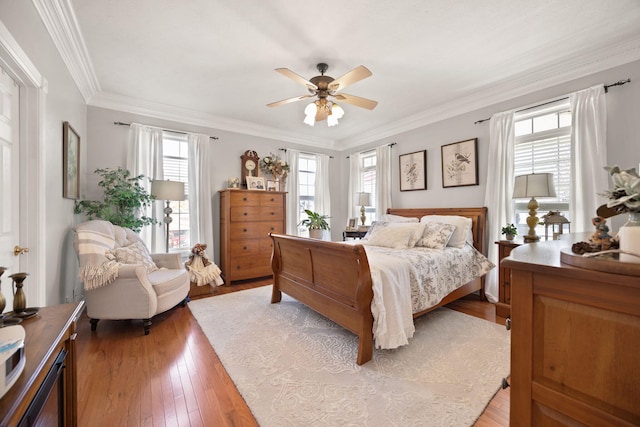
[269,207,490,365]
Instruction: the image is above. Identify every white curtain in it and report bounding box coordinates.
[126,123,164,252]
[569,85,608,232]
[376,144,393,215]
[483,111,515,303]
[314,153,332,239]
[348,153,361,220]
[285,149,300,234]
[187,133,214,258]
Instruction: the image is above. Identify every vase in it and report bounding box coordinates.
[618,212,640,263]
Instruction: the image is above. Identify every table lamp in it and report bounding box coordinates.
[356,192,371,226]
[151,180,185,252]
[512,173,556,243]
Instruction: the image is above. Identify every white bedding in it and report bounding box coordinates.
[358,243,495,349]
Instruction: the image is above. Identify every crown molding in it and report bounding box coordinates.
[0,20,42,88]
[89,91,336,149]
[338,34,640,150]
[32,0,100,102]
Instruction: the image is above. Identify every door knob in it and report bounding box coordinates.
[14,246,29,256]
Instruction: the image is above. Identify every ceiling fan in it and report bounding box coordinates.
[267,63,378,126]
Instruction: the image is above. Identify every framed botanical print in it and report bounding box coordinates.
[63,121,80,199]
[441,138,478,188]
[399,150,427,191]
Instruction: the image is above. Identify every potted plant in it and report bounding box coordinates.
[74,167,158,233]
[501,223,518,241]
[299,209,330,239]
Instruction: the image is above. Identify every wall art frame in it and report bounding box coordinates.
[441,138,478,188]
[63,121,80,199]
[399,150,427,191]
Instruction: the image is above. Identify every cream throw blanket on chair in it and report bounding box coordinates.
[75,220,120,290]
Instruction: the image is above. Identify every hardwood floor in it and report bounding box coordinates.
[76,278,510,426]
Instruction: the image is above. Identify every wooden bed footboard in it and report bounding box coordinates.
[270,234,375,365]
[270,207,488,365]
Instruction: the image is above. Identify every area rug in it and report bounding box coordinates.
[188,286,510,427]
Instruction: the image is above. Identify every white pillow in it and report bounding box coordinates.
[420,215,472,248]
[378,214,419,223]
[106,241,158,273]
[362,222,426,249]
[416,222,456,249]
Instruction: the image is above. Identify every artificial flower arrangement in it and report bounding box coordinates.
[260,153,290,181]
[601,165,640,215]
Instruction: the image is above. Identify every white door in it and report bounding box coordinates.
[0,66,21,314]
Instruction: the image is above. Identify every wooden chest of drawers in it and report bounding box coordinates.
[503,237,640,426]
[220,189,286,282]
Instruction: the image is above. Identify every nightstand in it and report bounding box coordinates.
[495,238,523,318]
[343,230,368,240]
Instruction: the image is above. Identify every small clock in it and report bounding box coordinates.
[240,150,260,188]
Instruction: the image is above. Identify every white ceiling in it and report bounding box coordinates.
[54,0,640,149]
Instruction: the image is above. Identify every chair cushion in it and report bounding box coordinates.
[106,242,158,273]
[149,269,189,296]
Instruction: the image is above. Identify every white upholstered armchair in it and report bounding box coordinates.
[74,220,190,335]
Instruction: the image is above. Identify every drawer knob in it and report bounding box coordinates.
[270,227,275,231]
[243,228,248,232]
[243,246,248,250]
[244,212,248,216]
[243,197,247,201]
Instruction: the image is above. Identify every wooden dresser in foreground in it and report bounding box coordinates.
[503,237,639,426]
[219,189,286,282]
[0,301,84,426]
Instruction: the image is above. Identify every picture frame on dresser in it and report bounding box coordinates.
[246,176,265,190]
[266,180,279,191]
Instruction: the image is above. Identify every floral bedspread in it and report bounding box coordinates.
[361,243,495,349]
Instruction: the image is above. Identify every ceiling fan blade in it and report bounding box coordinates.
[328,65,372,92]
[267,94,315,108]
[275,68,318,91]
[334,93,378,110]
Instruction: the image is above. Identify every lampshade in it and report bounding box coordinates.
[151,180,185,201]
[356,192,371,206]
[512,173,557,199]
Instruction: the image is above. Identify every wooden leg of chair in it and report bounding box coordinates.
[90,318,99,331]
[271,286,282,303]
[143,319,152,335]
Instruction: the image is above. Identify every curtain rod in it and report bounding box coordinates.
[278,147,334,158]
[114,121,219,140]
[346,142,396,158]
[473,78,631,125]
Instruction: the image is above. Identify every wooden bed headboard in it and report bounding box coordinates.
[385,207,488,255]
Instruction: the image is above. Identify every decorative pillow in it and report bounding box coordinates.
[106,241,158,273]
[420,215,472,248]
[378,214,419,223]
[362,222,426,249]
[416,222,456,249]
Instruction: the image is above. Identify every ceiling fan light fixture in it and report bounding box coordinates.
[303,102,316,126]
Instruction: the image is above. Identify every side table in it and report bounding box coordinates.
[495,238,522,318]
[343,230,368,241]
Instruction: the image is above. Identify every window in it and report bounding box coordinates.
[297,153,317,237]
[513,100,571,236]
[360,150,377,224]
[162,132,190,250]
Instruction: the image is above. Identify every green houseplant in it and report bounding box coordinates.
[74,167,158,233]
[501,223,518,241]
[299,209,330,239]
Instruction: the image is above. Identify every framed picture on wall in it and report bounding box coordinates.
[63,121,80,199]
[441,138,478,188]
[399,150,427,191]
